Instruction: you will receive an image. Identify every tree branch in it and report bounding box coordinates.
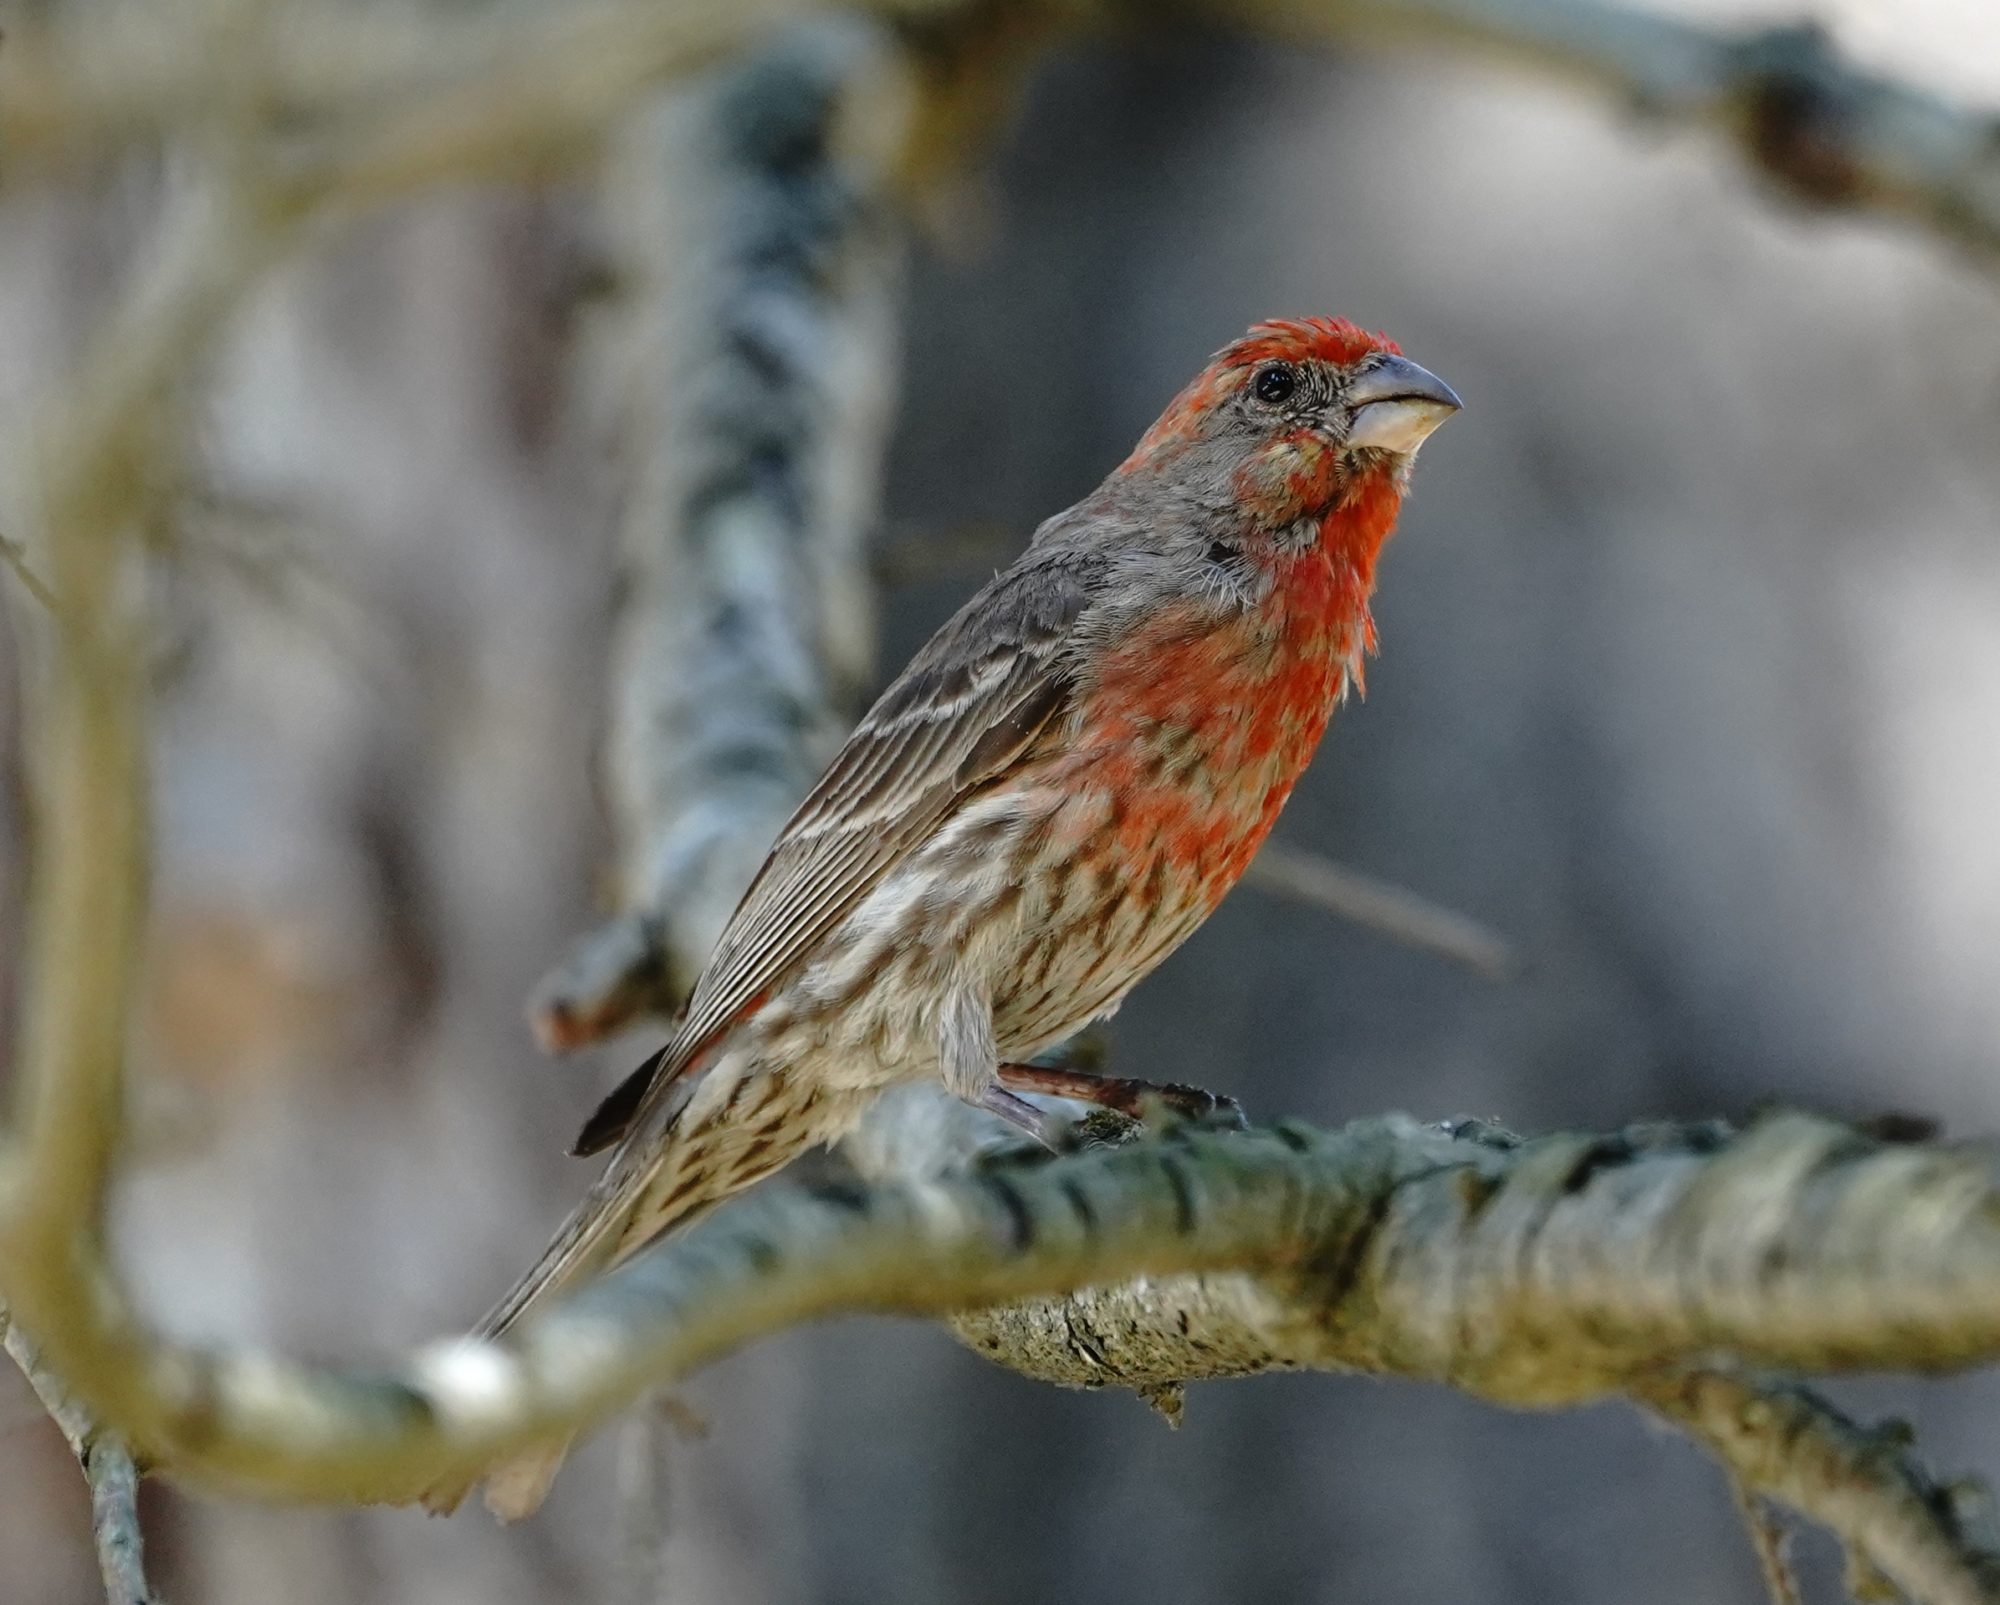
[1209,0,2000,264]
[1,1309,161,1605]
[1,164,283,1408]
[1728,1469,1805,1605]
[0,1,830,192]
[6,5,2000,1603]
[0,35,300,1599]
[274,0,916,215]
[5,1112,2000,1514]
[1641,1369,2000,1605]
[0,529,60,617]
[530,20,915,1049]
[1244,840,1512,976]
[9,1,2000,270]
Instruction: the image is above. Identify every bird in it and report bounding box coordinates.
[444,316,1459,1518]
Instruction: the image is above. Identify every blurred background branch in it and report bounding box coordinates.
[528,20,912,1051]
[6,2,1999,259]
[0,530,60,617]
[1243,840,1513,976]
[1218,0,2000,262]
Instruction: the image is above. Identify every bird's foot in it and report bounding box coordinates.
[996,1063,1246,1133]
[975,1083,1072,1150]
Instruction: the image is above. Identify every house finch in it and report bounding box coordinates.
[449,316,1458,1517]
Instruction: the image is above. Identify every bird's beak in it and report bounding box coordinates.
[1343,355,1462,455]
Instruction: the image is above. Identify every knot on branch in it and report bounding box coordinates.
[1733,23,1873,204]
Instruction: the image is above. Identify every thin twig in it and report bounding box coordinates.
[1728,1464,1808,1600]
[1728,1476,1803,1605]
[0,530,60,615]
[1,1310,161,1605]
[1244,840,1513,976]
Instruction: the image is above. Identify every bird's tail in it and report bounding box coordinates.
[424,1053,850,1520]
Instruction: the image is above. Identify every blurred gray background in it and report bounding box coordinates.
[4,2,2000,1600]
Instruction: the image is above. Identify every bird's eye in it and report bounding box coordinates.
[1251,363,1297,405]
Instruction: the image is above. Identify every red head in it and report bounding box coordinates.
[1025,317,1459,696]
[1027,318,1461,701]
[1121,318,1460,526]
[1070,317,1460,637]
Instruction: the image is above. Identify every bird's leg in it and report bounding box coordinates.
[939,985,1066,1148]
[975,1083,1070,1150]
[997,1063,1244,1128]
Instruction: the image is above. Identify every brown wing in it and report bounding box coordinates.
[573,547,1102,1156]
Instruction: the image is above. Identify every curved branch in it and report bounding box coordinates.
[0,170,282,1434]
[5,1113,2000,1507]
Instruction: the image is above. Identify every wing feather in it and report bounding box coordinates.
[572,548,1101,1155]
